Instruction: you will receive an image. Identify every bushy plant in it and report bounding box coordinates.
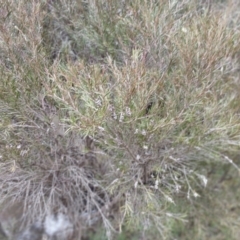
[1,0,240,239]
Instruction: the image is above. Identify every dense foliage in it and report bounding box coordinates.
[0,0,240,239]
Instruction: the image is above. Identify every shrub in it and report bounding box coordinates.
[0,0,240,239]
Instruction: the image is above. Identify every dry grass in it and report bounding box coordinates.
[1,0,240,239]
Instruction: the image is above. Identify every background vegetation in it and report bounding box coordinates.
[0,0,240,239]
